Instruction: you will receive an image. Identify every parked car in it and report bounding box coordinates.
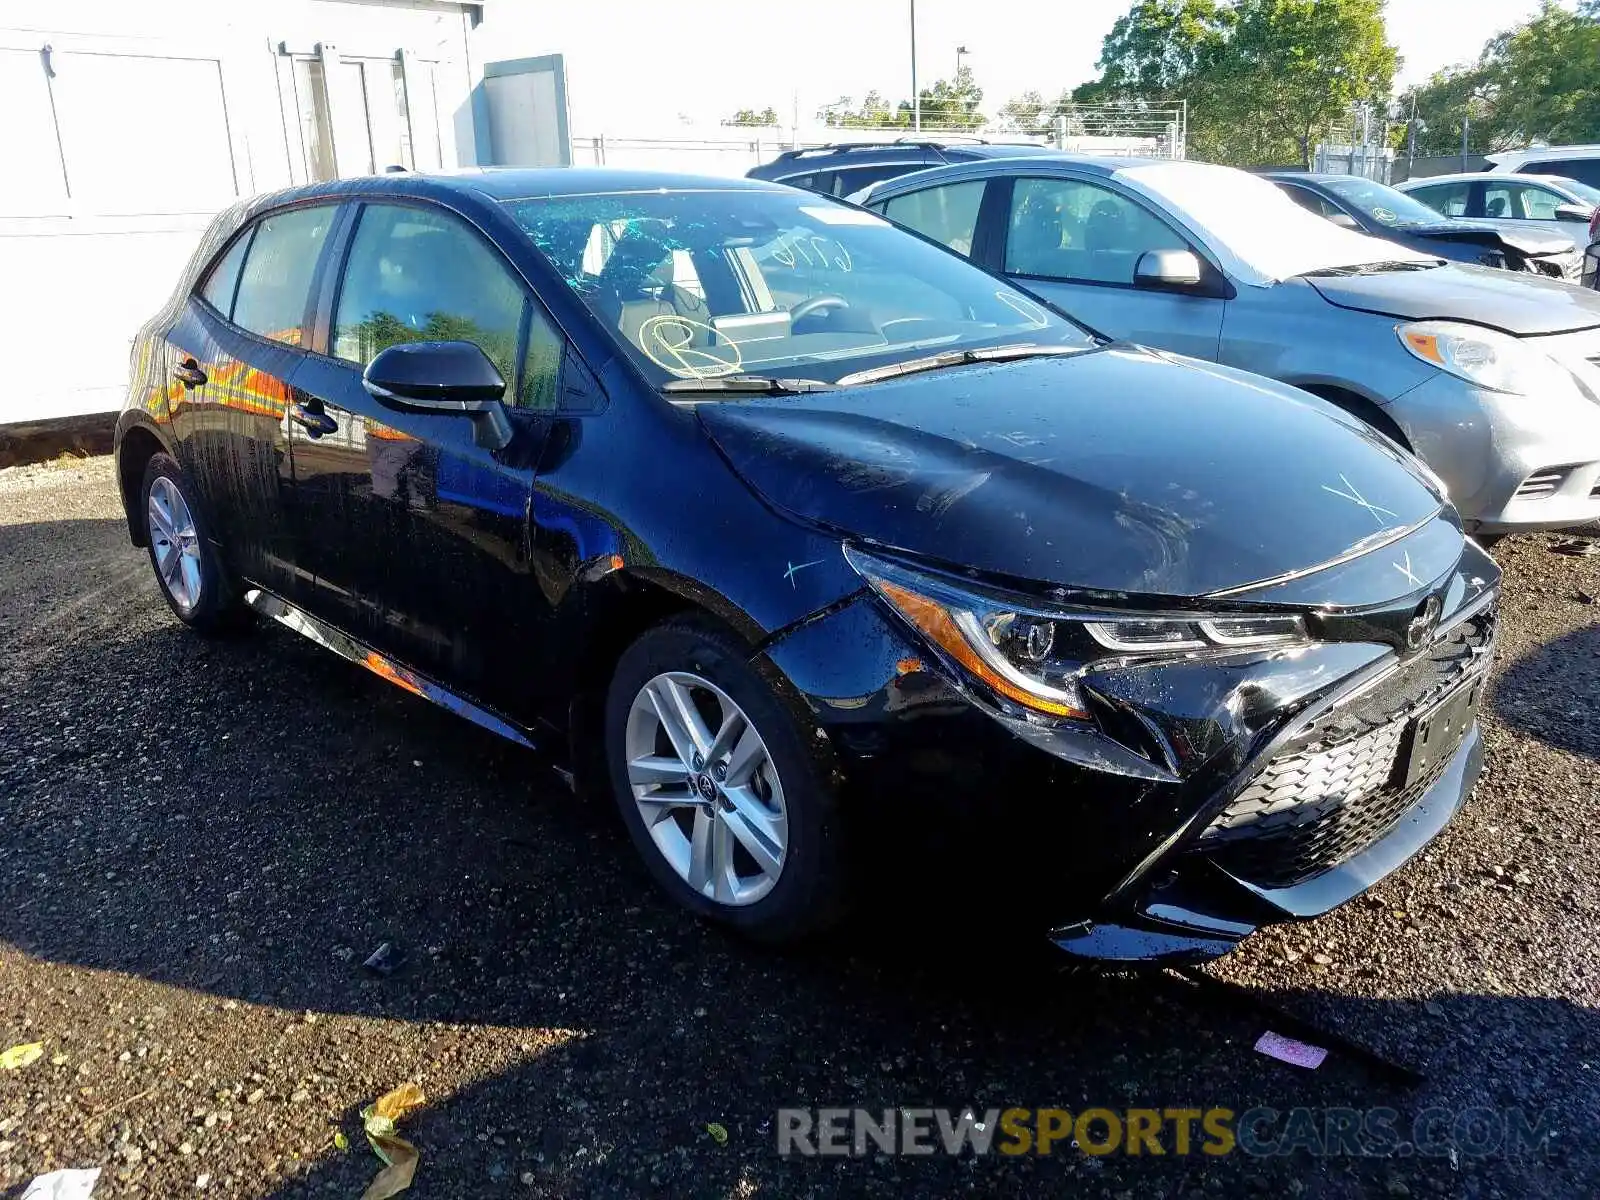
[1482,144,1600,189]
[858,155,1600,533]
[1266,171,1582,281]
[1395,171,1600,253]
[746,137,1057,200]
[115,168,1496,964]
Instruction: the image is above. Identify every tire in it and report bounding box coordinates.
[604,617,846,942]
[140,453,249,634]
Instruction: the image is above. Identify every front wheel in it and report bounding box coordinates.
[604,618,846,942]
[140,453,248,634]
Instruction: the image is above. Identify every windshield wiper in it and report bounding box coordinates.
[660,374,837,395]
[836,342,1084,387]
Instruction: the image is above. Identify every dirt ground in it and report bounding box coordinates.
[1,456,1596,1198]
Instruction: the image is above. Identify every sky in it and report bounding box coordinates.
[479,0,1558,134]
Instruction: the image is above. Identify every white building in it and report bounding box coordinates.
[0,0,501,426]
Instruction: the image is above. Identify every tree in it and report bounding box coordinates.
[915,65,987,130]
[995,90,1053,136]
[821,72,987,131]
[1400,2,1600,155]
[1074,0,1398,167]
[725,107,780,128]
[820,91,907,128]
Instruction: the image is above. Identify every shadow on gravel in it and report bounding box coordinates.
[1,618,1595,1197]
[1490,622,1600,761]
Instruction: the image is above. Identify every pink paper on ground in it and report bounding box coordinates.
[1254,1031,1328,1069]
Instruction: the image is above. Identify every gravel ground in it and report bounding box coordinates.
[0,456,1596,1199]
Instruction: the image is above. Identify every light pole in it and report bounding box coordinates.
[910,0,920,132]
[956,45,968,79]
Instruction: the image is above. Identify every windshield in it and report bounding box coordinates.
[1320,177,1451,228]
[1548,177,1600,206]
[504,189,1095,386]
[1119,161,1437,283]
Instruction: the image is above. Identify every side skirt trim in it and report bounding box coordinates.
[242,588,537,750]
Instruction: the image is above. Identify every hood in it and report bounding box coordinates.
[1402,221,1574,257]
[1305,261,1600,335]
[697,348,1449,600]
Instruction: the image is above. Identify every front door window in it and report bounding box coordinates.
[1004,177,1188,284]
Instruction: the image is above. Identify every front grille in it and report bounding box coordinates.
[1534,259,1564,278]
[1194,605,1495,888]
[1514,469,1568,500]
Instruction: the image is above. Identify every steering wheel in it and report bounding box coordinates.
[789,294,850,326]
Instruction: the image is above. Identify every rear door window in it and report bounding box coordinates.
[332,203,561,410]
[231,206,337,346]
[1524,159,1600,190]
[1409,181,1469,217]
[1004,176,1187,284]
[832,162,920,197]
[883,180,987,255]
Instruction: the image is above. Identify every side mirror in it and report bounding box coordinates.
[1553,203,1592,222]
[1133,248,1204,289]
[362,340,512,451]
[1325,211,1362,230]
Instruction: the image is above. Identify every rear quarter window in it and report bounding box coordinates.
[198,231,252,318]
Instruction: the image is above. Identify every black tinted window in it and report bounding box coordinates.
[333,203,560,410]
[833,163,918,196]
[232,206,335,345]
[1526,159,1600,189]
[199,232,251,317]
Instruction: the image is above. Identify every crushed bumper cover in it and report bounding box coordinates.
[1050,724,1484,963]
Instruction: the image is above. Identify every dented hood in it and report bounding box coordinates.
[1305,261,1600,335]
[697,348,1448,599]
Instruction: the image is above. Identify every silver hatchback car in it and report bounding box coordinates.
[859,156,1600,534]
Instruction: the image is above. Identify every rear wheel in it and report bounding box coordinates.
[140,453,248,634]
[604,619,845,942]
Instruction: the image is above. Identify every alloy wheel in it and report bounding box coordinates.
[147,475,203,615]
[624,671,789,906]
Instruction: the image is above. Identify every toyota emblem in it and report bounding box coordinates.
[1407,594,1442,651]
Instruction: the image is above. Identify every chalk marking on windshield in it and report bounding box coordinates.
[639,315,742,378]
[993,291,1050,329]
[1322,473,1397,527]
[784,559,825,588]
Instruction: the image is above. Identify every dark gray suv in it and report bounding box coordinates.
[745,138,1057,197]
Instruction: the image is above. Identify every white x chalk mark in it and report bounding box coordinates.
[1322,473,1398,527]
[1393,551,1422,588]
[784,559,824,588]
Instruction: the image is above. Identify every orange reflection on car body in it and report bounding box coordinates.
[362,650,425,698]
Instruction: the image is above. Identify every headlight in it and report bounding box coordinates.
[846,548,1309,721]
[1397,319,1577,396]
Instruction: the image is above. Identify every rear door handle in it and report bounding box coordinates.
[173,359,207,388]
[289,401,338,437]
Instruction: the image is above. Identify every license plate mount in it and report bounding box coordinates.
[1400,676,1483,789]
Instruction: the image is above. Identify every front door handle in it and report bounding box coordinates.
[172,359,207,388]
[289,401,338,437]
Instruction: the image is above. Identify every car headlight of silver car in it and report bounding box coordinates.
[845,547,1309,720]
[1397,319,1578,397]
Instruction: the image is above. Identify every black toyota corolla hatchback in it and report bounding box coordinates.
[114,168,1498,962]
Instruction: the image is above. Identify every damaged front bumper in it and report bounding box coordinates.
[761,530,1499,965]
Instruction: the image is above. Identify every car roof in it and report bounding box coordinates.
[1398,171,1584,188]
[257,167,793,209]
[860,152,1178,200]
[1259,171,1376,187]
[1488,145,1600,164]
